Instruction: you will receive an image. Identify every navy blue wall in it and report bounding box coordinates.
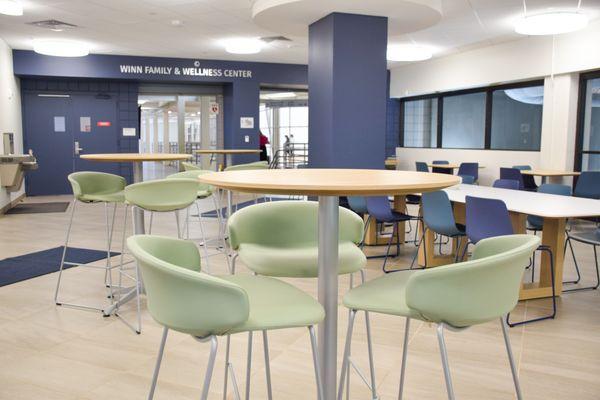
[308,13,388,169]
[21,78,139,183]
[386,71,400,158]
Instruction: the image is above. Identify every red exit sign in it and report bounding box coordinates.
[97,121,111,127]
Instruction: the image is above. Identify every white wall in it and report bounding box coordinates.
[390,20,600,185]
[0,38,24,210]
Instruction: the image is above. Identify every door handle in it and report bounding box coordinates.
[74,141,84,155]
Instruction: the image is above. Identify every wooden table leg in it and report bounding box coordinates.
[364,196,406,246]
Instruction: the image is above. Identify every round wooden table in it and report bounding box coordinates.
[200,168,460,399]
[193,149,261,169]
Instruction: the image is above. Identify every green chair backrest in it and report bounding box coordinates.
[228,200,364,250]
[167,170,214,193]
[127,235,249,337]
[405,234,540,328]
[124,179,199,212]
[224,162,269,171]
[68,171,126,201]
[181,162,201,171]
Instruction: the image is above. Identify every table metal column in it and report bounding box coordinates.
[318,195,339,400]
[132,162,145,235]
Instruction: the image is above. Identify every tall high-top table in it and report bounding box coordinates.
[199,169,460,400]
[193,149,262,170]
[80,153,192,317]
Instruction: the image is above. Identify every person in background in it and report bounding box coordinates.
[259,130,270,162]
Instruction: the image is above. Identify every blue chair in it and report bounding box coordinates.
[347,196,370,247]
[564,227,600,292]
[513,165,538,191]
[493,179,521,190]
[500,168,525,190]
[432,160,452,175]
[415,161,429,172]
[457,162,479,184]
[366,196,419,273]
[464,196,556,326]
[415,191,466,268]
[574,171,600,200]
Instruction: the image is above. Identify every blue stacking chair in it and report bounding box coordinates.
[366,196,420,272]
[464,196,556,326]
[500,168,525,190]
[414,191,466,268]
[457,162,479,184]
[432,160,452,174]
[347,196,370,247]
[415,161,429,172]
[493,179,521,190]
[573,171,600,200]
[513,165,538,191]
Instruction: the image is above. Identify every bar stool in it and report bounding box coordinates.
[167,170,229,272]
[115,178,199,333]
[227,200,374,400]
[339,234,540,400]
[127,234,325,400]
[54,171,125,314]
[182,161,201,171]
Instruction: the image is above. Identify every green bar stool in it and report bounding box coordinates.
[54,171,126,314]
[228,200,374,400]
[126,234,325,400]
[167,170,229,272]
[181,161,201,171]
[116,178,199,333]
[338,234,540,400]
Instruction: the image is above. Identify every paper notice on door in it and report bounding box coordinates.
[54,116,66,132]
[80,117,91,133]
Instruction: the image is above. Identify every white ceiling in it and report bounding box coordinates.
[0,0,599,65]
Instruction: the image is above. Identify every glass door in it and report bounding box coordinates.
[576,72,600,171]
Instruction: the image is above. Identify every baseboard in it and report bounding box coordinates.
[0,193,26,215]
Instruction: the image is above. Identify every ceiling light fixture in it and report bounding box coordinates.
[515,11,588,35]
[33,39,90,57]
[264,92,296,99]
[222,38,264,54]
[387,44,433,62]
[0,0,23,16]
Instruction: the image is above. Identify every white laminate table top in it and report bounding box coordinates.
[444,184,600,219]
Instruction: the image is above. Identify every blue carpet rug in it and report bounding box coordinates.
[0,247,119,287]
[201,197,290,218]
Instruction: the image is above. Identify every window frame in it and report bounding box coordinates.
[399,79,545,151]
[574,69,600,172]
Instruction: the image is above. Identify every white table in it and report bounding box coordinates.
[443,184,600,299]
[200,169,459,400]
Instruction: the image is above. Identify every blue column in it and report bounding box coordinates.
[223,81,261,164]
[308,13,388,169]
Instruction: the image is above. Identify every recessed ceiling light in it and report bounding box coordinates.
[222,38,264,54]
[0,0,23,16]
[387,44,433,62]
[33,39,89,57]
[263,92,296,99]
[515,11,588,35]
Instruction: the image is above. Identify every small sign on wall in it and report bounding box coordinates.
[80,117,91,133]
[54,116,66,132]
[210,102,220,115]
[240,117,254,129]
[122,127,136,137]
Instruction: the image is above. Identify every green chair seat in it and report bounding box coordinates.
[197,189,212,199]
[167,170,214,199]
[237,242,365,278]
[224,162,269,171]
[343,271,420,319]
[125,179,199,212]
[220,274,324,334]
[79,190,125,203]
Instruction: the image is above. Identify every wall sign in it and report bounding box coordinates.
[122,127,136,137]
[53,116,65,132]
[240,117,254,129]
[97,121,111,127]
[210,102,220,115]
[80,117,91,133]
[119,61,252,79]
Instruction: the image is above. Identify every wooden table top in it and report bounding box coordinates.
[199,169,461,196]
[520,169,581,177]
[427,163,485,169]
[194,149,262,154]
[80,153,192,162]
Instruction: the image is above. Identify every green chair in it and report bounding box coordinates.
[117,178,200,333]
[167,170,229,272]
[228,200,373,399]
[54,171,126,315]
[181,161,201,171]
[338,234,540,400]
[126,235,325,400]
[223,161,271,215]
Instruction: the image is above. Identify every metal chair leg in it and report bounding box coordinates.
[309,326,325,400]
[398,318,411,400]
[195,203,212,273]
[148,327,168,400]
[337,310,356,400]
[54,200,77,306]
[361,270,378,400]
[262,331,273,400]
[500,317,523,400]
[382,223,398,273]
[563,235,582,284]
[563,242,600,292]
[245,331,253,400]
[409,225,426,270]
[199,336,218,400]
[436,324,455,400]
